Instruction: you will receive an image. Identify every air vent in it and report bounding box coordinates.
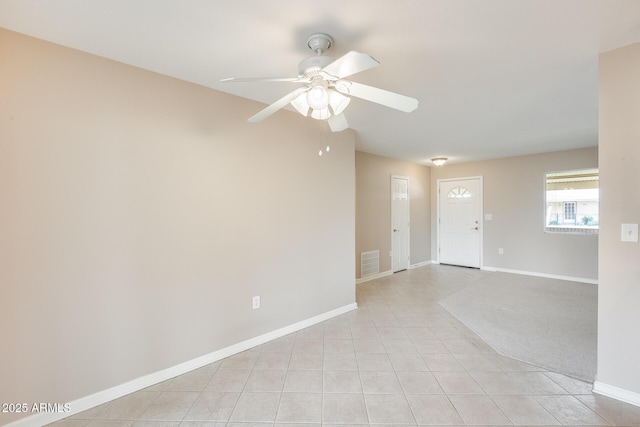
[361,250,379,278]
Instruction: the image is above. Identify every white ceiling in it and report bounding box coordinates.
[2,0,640,165]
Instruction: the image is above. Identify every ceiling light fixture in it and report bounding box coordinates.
[291,92,311,116]
[290,80,352,121]
[329,90,350,115]
[431,157,448,166]
[307,85,329,110]
[310,107,331,120]
[223,32,419,132]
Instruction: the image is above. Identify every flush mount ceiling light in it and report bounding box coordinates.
[431,157,448,166]
[222,33,419,132]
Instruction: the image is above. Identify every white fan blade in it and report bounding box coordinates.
[321,51,379,79]
[248,87,308,123]
[327,113,349,132]
[337,81,418,112]
[222,77,309,83]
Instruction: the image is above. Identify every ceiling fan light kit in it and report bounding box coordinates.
[311,107,331,120]
[291,85,351,120]
[222,33,419,132]
[329,90,350,115]
[307,84,329,110]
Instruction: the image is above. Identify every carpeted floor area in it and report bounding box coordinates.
[439,271,597,381]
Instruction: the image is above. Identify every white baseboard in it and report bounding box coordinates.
[482,266,598,285]
[355,261,433,285]
[409,260,432,269]
[5,302,358,427]
[363,262,597,286]
[593,381,640,407]
[356,269,392,284]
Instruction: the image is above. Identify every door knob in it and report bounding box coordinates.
[471,226,479,230]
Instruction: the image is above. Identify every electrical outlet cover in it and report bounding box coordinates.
[621,223,639,242]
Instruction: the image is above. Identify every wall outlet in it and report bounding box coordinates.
[252,296,260,309]
[498,248,504,255]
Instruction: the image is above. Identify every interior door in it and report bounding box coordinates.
[391,176,409,272]
[438,177,482,268]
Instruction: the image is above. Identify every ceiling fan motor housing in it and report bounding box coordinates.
[298,55,333,76]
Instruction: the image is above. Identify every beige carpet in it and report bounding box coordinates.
[439,272,597,381]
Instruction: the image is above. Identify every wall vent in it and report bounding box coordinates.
[361,250,380,278]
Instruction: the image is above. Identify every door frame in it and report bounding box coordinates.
[436,176,484,268]
[391,175,410,272]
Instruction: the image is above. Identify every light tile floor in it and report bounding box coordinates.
[51,265,640,426]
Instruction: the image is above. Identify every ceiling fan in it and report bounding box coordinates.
[221,33,419,132]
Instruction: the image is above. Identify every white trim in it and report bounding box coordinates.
[409,260,432,269]
[5,303,358,427]
[593,381,640,407]
[356,269,392,284]
[356,262,431,281]
[482,265,598,285]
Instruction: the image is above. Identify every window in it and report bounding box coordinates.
[545,168,598,233]
[447,186,471,198]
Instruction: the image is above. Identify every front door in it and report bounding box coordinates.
[438,177,482,268]
[391,176,409,272]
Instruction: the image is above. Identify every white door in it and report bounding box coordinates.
[438,178,482,268]
[391,176,409,272]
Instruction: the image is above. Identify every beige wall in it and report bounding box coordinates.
[597,43,640,398]
[355,151,431,278]
[0,28,355,423]
[431,147,598,281]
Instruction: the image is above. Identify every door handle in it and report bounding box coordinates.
[393,229,399,232]
[471,226,479,230]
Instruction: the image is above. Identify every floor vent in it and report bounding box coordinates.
[361,250,380,278]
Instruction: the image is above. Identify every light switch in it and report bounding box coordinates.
[621,223,639,242]
[485,214,493,221]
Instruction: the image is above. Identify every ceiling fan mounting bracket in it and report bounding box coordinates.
[306,33,333,55]
[298,33,334,76]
